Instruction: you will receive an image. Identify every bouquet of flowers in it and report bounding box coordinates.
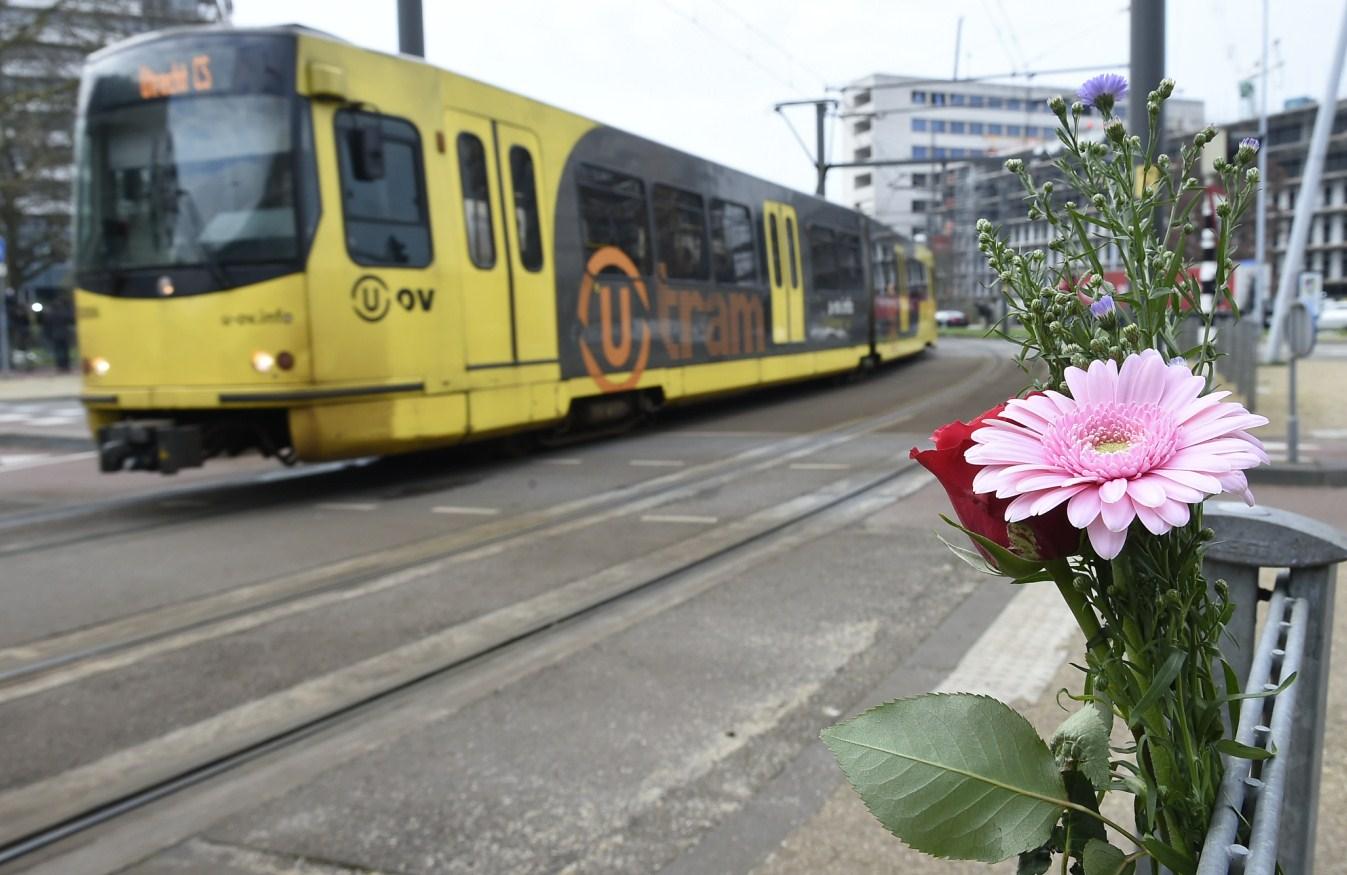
[823,76,1270,874]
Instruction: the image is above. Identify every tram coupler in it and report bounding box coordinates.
[97,420,204,474]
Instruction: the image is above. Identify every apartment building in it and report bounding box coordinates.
[842,73,1205,240]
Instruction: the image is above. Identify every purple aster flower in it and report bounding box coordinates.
[1090,294,1115,318]
[1240,137,1260,152]
[1078,74,1128,113]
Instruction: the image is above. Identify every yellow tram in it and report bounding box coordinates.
[73,25,937,473]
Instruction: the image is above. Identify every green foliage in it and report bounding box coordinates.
[1083,839,1134,875]
[1051,703,1113,791]
[822,694,1067,862]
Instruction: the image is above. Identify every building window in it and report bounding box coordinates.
[950,121,965,134]
[950,93,966,106]
[508,146,543,271]
[933,147,948,159]
[912,118,927,132]
[1025,125,1040,138]
[969,95,985,108]
[577,163,651,274]
[969,121,984,134]
[911,90,926,104]
[1007,124,1022,137]
[853,89,871,107]
[854,145,872,160]
[950,147,966,158]
[335,110,433,268]
[931,119,946,133]
[855,172,872,188]
[653,184,708,281]
[912,145,928,159]
[709,199,756,284]
[988,96,1004,109]
[932,92,946,105]
[1007,98,1023,111]
[911,173,927,187]
[854,118,871,135]
[911,199,927,212]
[987,123,1003,135]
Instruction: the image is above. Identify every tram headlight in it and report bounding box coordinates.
[88,356,111,376]
[251,351,276,373]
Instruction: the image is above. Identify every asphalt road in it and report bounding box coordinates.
[0,339,1033,874]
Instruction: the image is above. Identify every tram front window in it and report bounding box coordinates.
[76,95,304,282]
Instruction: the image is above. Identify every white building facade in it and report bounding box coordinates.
[842,74,1205,240]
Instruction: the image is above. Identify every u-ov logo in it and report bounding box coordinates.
[351,275,390,323]
[577,247,651,392]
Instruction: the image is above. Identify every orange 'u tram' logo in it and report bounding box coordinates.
[577,246,651,392]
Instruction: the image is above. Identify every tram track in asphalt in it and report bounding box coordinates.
[0,440,936,873]
[0,347,1006,695]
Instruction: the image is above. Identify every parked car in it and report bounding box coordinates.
[935,309,969,327]
[1319,298,1347,332]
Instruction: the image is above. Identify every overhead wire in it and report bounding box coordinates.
[707,0,830,90]
[653,0,803,94]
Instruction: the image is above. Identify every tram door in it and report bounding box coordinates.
[495,123,554,364]
[446,109,514,368]
[762,200,805,344]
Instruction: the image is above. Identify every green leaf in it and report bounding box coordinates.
[1017,846,1054,875]
[1062,770,1107,852]
[1083,839,1134,875]
[936,533,1001,576]
[1215,738,1276,761]
[1142,836,1196,875]
[1052,705,1113,791]
[1127,650,1187,728]
[939,514,1046,580]
[822,693,1067,862]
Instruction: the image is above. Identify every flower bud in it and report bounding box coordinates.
[1106,119,1126,142]
[1092,193,1107,209]
[1199,527,1216,542]
[1071,100,1086,117]
[1027,206,1042,220]
[1004,158,1025,174]
[1122,323,1141,342]
[976,218,992,232]
[1157,78,1175,99]
[1214,579,1230,600]
[1247,167,1260,185]
[1236,137,1260,164]
[1042,181,1054,195]
[1049,320,1065,336]
[1128,135,1142,150]
[1157,154,1171,170]
[1072,573,1093,593]
[1108,345,1123,359]
[1183,222,1196,235]
[1090,337,1109,356]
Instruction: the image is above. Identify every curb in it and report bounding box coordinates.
[0,432,95,452]
[0,394,80,404]
[1248,463,1347,488]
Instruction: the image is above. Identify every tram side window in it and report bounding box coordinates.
[837,233,863,289]
[509,146,543,271]
[458,134,496,269]
[709,199,756,284]
[809,226,837,289]
[784,216,799,288]
[908,258,928,296]
[334,110,431,267]
[577,164,651,274]
[767,214,782,287]
[653,184,708,281]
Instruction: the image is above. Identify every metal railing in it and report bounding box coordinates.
[1196,502,1347,874]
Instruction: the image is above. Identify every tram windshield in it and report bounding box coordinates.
[73,33,316,295]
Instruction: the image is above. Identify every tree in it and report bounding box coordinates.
[0,0,226,298]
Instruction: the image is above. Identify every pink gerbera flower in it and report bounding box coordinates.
[965,349,1269,559]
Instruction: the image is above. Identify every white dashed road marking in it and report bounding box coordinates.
[640,513,719,525]
[788,462,852,471]
[0,452,97,474]
[314,502,378,512]
[539,457,582,466]
[431,505,501,516]
[630,459,685,468]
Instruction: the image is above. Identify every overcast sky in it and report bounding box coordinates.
[233,0,1346,199]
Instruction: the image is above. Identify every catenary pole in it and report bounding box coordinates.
[1129,0,1165,147]
[1264,2,1347,361]
[397,0,424,57]
[815,101,827,196]
[1253,0,1270,338]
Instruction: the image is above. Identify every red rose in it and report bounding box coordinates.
[910,401,1078,563]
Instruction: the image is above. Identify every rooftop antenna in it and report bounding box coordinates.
[953,16,964,80]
